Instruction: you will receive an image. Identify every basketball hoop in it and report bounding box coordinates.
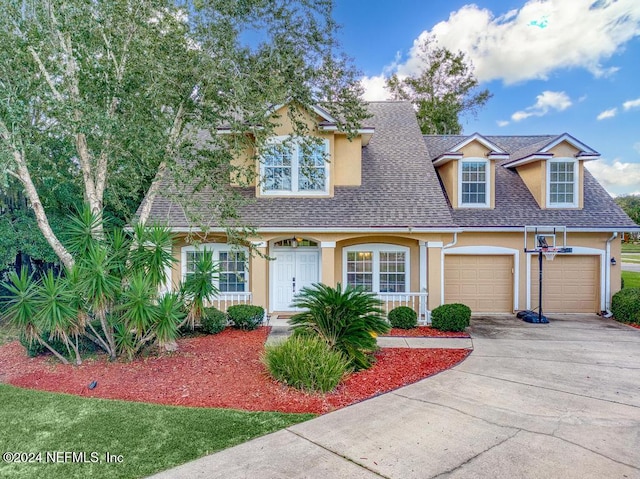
[542,248,558,261]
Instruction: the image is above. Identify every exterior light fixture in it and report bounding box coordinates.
[291,237,299,248]
[610,257,616,266]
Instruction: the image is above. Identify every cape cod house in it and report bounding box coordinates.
[140,101,640,321]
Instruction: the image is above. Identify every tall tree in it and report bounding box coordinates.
[387,35,492,134]
[0,0,368,269]
[615,195,640,225]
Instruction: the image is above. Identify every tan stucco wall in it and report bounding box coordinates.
[334,135,362,186]
[548,141,579,158]
[516,161,545,208]
[437,161,458,208]
[460,141,490,158]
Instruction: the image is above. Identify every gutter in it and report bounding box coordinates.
[603,232,618,317]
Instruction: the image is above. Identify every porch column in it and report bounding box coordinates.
[427,241,443,310]
[419,241,427,293]
[320,241,336,287]
[250,241,268,310]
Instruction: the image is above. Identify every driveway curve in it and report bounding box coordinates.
[150,315,640,479]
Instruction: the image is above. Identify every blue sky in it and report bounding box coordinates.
[333,0,640,197]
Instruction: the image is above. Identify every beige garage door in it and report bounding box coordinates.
[530,255,599,313]
[444,255,513,312]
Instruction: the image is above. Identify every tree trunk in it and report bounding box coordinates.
[38,338,69,365]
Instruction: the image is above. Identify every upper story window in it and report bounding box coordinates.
[547,159,577,208]
[261,136,329,195]
[182,244,249,293]
[343,244,409,293]
[458,158,490,207]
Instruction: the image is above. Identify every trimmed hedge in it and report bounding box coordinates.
[264,335,348,393]
[388,306,418,329]
[431,303,471,332]
[611,288,640,324]
[227,304,265,331]
[200,307,227,334]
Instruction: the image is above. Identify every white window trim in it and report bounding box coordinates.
[342,244,410,293]
[458,158,491,208]
[546,158,578,208]
[181,244,250,292]
[259,135,330,196]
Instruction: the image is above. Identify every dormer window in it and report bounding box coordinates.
[459,158,490,208]
[261,136,329,195]
[547,159,577,208]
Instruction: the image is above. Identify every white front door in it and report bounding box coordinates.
[273,249,319,311]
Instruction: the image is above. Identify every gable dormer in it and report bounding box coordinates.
[504,134,599,209]
[224,103,373,198]
[433,134,508,209]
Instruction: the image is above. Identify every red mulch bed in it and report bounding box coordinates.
[624,322,640,330]
[383,327,470,338]
[0,328,469,414]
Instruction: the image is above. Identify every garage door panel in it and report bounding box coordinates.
[445,255,513,313]
[531,255,599,313]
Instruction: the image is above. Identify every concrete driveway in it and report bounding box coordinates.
[150,315,640,479]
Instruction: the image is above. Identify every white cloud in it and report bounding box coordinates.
[623,98,640,110]
[586,158,640,195]
[497,120,510,127]
[634,142,640,154]
[597,108,617,120]
[397,0,640,85]
[360,75,390,101]
[511,90,571,122]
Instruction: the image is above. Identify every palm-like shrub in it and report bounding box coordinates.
[180,250,219,330]
[289,283,390,370]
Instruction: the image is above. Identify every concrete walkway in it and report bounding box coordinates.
[150,315,640,479]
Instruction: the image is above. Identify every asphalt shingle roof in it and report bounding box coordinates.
[142,104,637,231]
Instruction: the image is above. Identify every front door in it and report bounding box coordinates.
[273,250,319,311]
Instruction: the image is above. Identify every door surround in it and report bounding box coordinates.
[269,240,320,312]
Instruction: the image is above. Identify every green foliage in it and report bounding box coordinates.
[0,384,313,479]
[387,35,491,134]
[615,195,640,226]
[289,283,390,370]
[227,304,264,331]
[264,335,348,393]
[181,250,220,330]
[431,303,472,332]
[388,306,418,329]
[201,307,227,334]
[611,288,640,324]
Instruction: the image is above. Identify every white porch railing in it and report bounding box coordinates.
[376,292,431,325]
[205,292,253,312]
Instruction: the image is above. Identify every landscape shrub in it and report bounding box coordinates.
[227,305,264,331]
[289,283,390,370]
[264,335,349,393]
[431,303,471,332]
[611,288,640,324]
[20,332,97,358]
[200,307,227,334]
[388,306,418,329]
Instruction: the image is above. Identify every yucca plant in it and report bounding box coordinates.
[180,250,219,330]
[34,271,83,365]
[128,224,175,290]
[1,270,70,364]
[154,292,185,349]
[289,283,390,370]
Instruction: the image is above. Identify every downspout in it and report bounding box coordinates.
[440,232,459,304]
[603,232,618,317]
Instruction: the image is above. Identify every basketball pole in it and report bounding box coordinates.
[538,249,543,323]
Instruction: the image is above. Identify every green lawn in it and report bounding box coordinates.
[621,243,640,253]
[0,385,314,479]
[622,271,640,289]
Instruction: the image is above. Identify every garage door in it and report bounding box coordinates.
[530,255,599,313]
[444,255,513,312]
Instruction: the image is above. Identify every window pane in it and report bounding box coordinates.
[218,251,246,292]
[379,252,406,292]
[346,251,373,291]
[298,142,326,191]
[549,161,575,205]
[461,162,487,205]
[263,145,292,191]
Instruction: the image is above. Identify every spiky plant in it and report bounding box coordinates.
[128,224,175,290]
[289,283,390,370]
[180,250,219,330]
[1,270,69,364]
